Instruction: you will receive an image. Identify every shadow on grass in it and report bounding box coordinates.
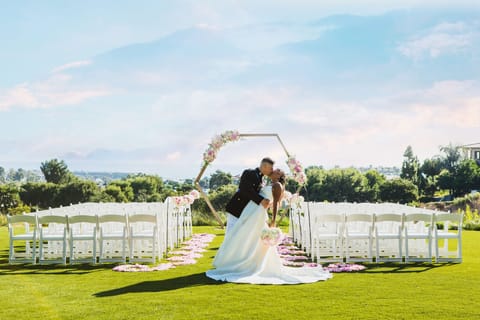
[0,248,122,275]
[93,272,224,297]
[358,261,458,274]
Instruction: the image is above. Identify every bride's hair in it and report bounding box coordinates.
[275,169,286,185]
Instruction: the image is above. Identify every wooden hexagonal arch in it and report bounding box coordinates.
[194,133,301,228]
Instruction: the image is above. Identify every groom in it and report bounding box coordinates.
[225,157,274,234]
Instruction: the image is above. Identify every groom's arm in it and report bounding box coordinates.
[237,170,264,205]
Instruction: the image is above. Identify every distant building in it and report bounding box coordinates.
[461,143,480,161]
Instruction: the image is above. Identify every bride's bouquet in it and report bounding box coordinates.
[260,227,284,246]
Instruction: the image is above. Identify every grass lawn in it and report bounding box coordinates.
[0,226,479,320]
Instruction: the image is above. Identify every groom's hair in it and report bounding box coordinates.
[261,157,275,165]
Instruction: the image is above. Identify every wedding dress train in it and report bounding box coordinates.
[206,186,332,284]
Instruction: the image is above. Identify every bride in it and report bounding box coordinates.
[206,169,332,285]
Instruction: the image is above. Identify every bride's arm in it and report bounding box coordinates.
[271,183,283,227]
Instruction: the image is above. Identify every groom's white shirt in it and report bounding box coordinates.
[226,213,238,235]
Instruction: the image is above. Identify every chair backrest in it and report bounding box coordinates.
[98,214,127,224]
[128,214,157,224]
[346,213,373,223]
[8,214,37,235]
[434,213,464,231]
[375,213,403,223]
[8,214,37,225]
[68,215,98,225]
[313,213,345,223]
[405,213,433,223]
[38,215,68,225]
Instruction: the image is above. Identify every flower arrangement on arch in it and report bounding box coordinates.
[286,155,307,186]
[202,130,241,166]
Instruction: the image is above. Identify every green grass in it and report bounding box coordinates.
[0,227,479,320]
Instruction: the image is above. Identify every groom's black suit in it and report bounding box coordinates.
[225,168,265,218]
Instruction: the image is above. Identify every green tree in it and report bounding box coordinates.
[210,184,237,211]
[437,169,454,197]
[20,182,60,209]
[363,170,386,202]
[104,185,129,202]
[452,159,480,197]
[0,167,5,183]
[401,146,421,188]
[379,178,418,204]
[127,175,164,201]
[56,180,100,206]
[440,143,462,171]
[209,170,233,190]
[40,159,74,184]
[302,166,325,200]
[109,180,134,201]
[421,156,443,177]
[313,168,369,202]
[0,185,21,214]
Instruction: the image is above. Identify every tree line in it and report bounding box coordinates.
[1,143,479,219]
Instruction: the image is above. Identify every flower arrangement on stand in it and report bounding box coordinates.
[170,189,201,209]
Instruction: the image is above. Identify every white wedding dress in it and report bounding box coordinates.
[206,186,332,285]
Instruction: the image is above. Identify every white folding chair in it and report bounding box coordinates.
[375,213,404,263]
[38,215,68,265]
[345,213,374,263]
[404,213,433,263]
[434,213,463,263]
[8,214,38,264]
[312,213,345,263]
[129,214,158,264]
[98,214,128,263]
[68,215,98,264]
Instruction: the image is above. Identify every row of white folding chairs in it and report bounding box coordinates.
[289,204,463,264]
[289,201,439,251]
[8,213,166,265]
[32,200,193,252]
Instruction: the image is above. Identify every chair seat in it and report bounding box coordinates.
[41,234,66,240]
[436,232,460,239]
[101,233,125,239]
[11,233,36,240]
[376,233,401,239]
[71,234,96,240]
[131,232,155,238]
[315,234,342,239]
[346,233,371,239]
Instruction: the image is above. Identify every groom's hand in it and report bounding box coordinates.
[261,199,270,208]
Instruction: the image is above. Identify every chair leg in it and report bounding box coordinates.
[70,237,74,265]
[123,237,127,263]
[63,238,67,265]
[93,239,97,265]
[128,238,133,263]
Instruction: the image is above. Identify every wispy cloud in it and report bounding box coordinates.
[398,21,476,59]
[51,60,92,73]
[0,73,111,111]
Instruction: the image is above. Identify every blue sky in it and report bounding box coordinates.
[1,1,480,178]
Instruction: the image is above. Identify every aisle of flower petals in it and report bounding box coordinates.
[113,233,365,273]
[113,233,215,272]
[278,236,366,272]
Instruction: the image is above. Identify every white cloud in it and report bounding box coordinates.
[398,21,476,59]
[51,60,92,73]
[0,73,111,111]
